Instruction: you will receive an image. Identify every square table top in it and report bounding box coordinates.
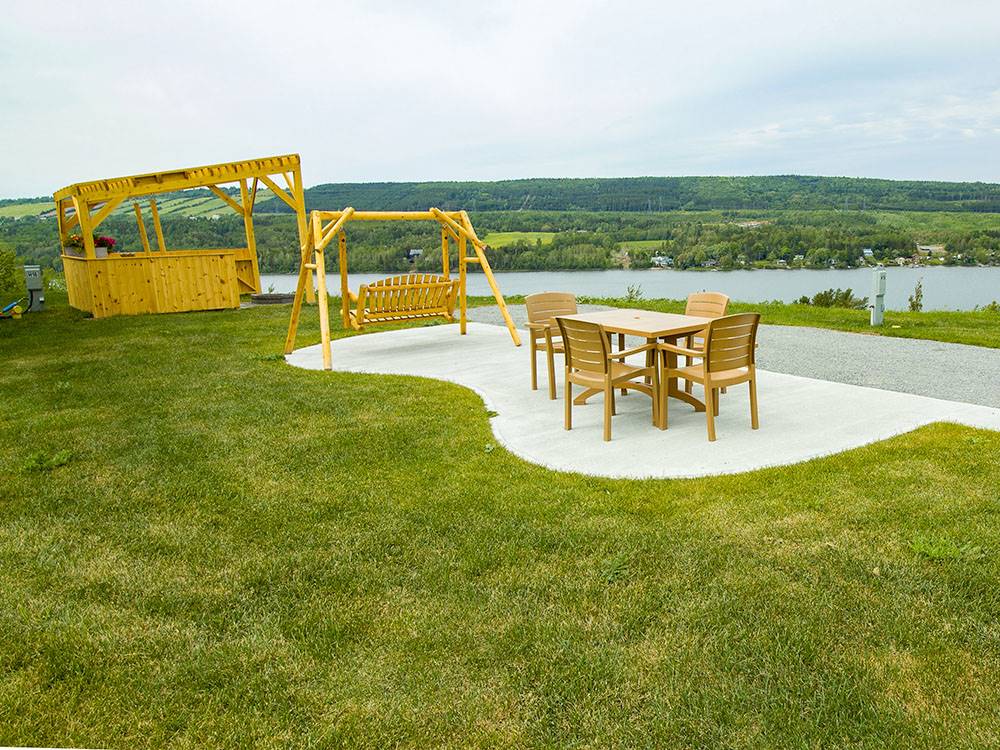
[557,309,713,338]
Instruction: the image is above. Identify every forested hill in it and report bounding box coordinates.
[291,175,1000,214]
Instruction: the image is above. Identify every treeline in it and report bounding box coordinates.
[10,174,1000,214]
[276,175,1000,214]
[4,209,998,275]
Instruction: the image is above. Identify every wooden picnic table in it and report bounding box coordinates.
[557,309,713,411]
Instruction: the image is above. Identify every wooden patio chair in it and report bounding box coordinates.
[526,292,577,399]
[657,313,760,442]
[556,317,659,442]
[682,291,730,394]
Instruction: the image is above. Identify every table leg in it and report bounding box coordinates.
[661,334,705,413]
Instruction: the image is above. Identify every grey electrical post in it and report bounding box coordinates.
[870,267,886,326]
[24,265,44,312]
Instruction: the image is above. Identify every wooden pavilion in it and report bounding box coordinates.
[54,154,311,318]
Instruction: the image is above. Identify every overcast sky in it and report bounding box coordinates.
[2,0,999,196]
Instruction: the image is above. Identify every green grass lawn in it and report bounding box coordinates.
[482,231,556,247]
[574,296,1000,349]
[2,296,1000,747]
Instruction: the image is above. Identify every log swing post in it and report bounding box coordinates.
[429,207,521,346]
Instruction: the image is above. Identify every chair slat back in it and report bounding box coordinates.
[526,292,578,327]
[704,313,759,372]
[685,291,730,319]
[556,317,608,374]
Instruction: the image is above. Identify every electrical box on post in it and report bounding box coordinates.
[870,268,886,326]
[24,265,44,312]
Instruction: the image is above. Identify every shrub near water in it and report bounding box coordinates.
[795,287,869,309]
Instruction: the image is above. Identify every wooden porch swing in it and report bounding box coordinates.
[284,207,521,370]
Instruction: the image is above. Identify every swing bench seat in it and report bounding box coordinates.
[347,273,461,331]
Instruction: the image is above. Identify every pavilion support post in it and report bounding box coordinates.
[61,199,81,235]
[149,199,167,253]
[290,169,315,304]
[72,197,96,259]
[239,179,262,293]
[56,200,66,245]
[133,203,152,254]
[339,231,350,327]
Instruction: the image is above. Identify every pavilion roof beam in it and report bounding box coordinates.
[207,185,246,216]
[53,154,302,203]
[87,197,126,232]
[258,174,297,211]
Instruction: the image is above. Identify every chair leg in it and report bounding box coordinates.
[658,363,668,430]
[530,337,538,391]
[619,333,628,395]
[546,345,557,400]
[713,388,720,417]
[610,385,616,416]
[749,376,759,430]
[705,386,717,442]
[603,381,613,441]
[564,371,572,431]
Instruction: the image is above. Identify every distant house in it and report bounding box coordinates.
[702,259,719,268]
[916,244,946,256]
[793,254,805,263]
[775,259,788,267]
[650,255,673,268]
[895,257,909,266]
[862,248,874,258]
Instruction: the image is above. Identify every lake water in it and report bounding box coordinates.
[261,266,1000,311]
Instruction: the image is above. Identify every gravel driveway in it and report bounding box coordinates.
[467,304,1000,408]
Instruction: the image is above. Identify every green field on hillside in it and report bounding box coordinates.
[0,193,278,221]
[482,231,556,246]
[0,201,51,219]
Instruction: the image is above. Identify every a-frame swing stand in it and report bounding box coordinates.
[284,206,521,370]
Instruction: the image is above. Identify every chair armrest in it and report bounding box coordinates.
[608,343,654,360]
[526,321,551,331]
[658,342,702,358]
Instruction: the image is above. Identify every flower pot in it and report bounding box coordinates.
[95,247,108,259]
[63,246,84,257]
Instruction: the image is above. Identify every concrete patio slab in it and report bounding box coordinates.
[286,323,1000,479]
